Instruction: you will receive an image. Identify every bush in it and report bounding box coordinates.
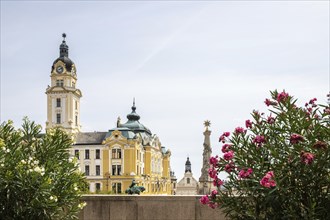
[201,91,330,219]
[0,118,88,219]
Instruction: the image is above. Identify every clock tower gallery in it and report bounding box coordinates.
[45,34,82,133]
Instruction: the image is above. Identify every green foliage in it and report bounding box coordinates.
[204,91,330,219]
[0,118,88,220]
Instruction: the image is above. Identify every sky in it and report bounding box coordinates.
[1,1,329,181]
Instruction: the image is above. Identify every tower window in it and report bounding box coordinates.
[96,165,100,176]
[187,178,190,184]
[56,98,61,107]
[85,165,90,176]
[56,113,61,124]
[85,149,90,159]
[72,82,75,88]
[75,115,78,126]
[56,80,64,87]
[75,101,78,110]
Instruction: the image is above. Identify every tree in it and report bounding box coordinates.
[201,91,330,219]
[0,118,88,219]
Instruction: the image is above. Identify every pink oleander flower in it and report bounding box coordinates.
[209,156,219,167]
[208,168,217,179]
[223,150,234,160]
[260,171,276,188]
[253,135,266,147]
[300,152,314,164]
[312,141,327,150]
[290,133,304,144]
[219,132,230,143]
[221,144,232,153]
[213,177,224,187]
[208,202,217,209]
[225,162,235,173]
[200,195,209,205]
[277,91,289,102]
[211,189,218,198]
[325,108,330,115]
[309,98,317,105]
[245,120,252,129]
[238,168,253,178]
[267,116,275,124]
[265,98,277,107]
[235,127,245,134]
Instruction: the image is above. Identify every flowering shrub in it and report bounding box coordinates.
[201,91,330,219]
[0,118,88,219]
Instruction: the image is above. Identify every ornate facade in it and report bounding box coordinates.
[46,34,172,194]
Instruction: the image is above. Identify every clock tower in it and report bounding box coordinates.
[45,33,82,133]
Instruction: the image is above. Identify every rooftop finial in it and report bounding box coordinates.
[132,98,136,112]
[62,33,66,42]
[204,120,211,131]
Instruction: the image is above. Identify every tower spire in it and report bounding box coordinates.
[59,33,69,57]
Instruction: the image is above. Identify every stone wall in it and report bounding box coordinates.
[79,195,227,220]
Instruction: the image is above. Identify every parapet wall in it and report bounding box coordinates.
[79,195,227,220]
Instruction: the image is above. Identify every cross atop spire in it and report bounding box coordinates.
[59,33,69,57]
[62,33,66,42]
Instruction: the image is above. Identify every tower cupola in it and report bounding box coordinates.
[185,157,191,173]
[127,99,141,121]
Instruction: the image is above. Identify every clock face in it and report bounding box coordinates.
[56,66,64,73]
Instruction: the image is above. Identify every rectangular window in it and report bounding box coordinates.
[85,149,90,159]
[96,183,101,191]
[117,183,122,193]
[56,113,61,124]
[85,165,90,176]
[112,183,122,194]
[72,82,75,88]
[111,165,121,176]
[74,150,79,159]
[96,165,100,176]
[56,98,61,107]
[117,165,121,176]
[137,165,139,175]
[75,101,78,110]
[112,149,122,159]
[75,115,78,126]
[56,80,64,86]
[112,149,116,158]
[112,165,116,176]
[95,149,100,159]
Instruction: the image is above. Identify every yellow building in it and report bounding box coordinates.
[46,34,172,194]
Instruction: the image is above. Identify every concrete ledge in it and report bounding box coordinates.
[79,195,227,220]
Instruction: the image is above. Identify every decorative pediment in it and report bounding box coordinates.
[102,130,127,145]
